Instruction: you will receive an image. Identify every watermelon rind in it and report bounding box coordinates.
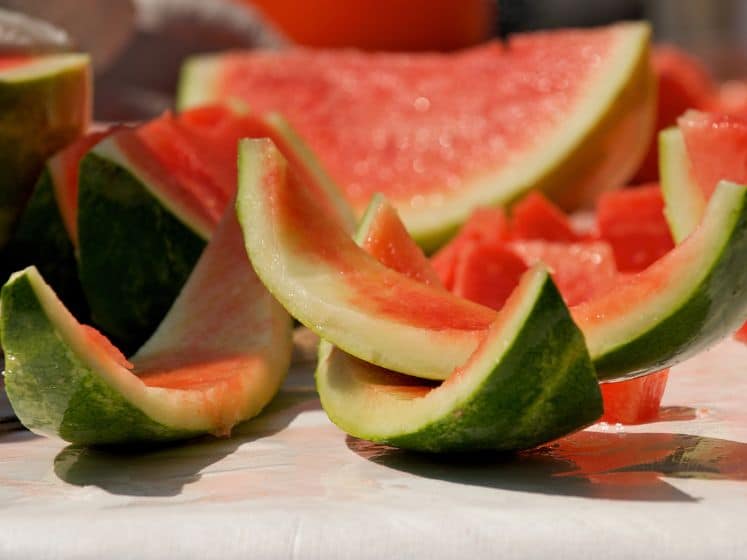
[179,23,654,251]
[0,53,90,246]
[2,212,293,446]
[1,166,88,320]
[77,138,208,351]
[575,179,747,380]
[659,127,706,243]
[316,267,602,452]
[237,138,494,380]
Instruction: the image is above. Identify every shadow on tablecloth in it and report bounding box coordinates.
[348,430,747,502]
[51,387,319,498]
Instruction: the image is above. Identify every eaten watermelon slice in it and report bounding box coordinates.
[77,105,267,350]
[182,22,654,249]
[0,53,91,247]
[2,209,293,445]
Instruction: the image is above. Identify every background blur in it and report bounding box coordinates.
[1,0,744,120]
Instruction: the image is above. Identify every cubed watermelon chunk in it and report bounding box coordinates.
[510,192,580,242]
[452,241,528,311]
[596,184,674,272]
[600,369,669,424]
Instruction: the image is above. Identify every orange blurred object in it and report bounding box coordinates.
[242,0,494,51]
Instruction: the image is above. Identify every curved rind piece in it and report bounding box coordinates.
[179,24,654,251]
[0,53,90,246]
[574,180,747,380]
[659,127,706,243]
[316,268,602,453]
[236,138,494,380]
[77,146,206,351]
[2,211,292,446]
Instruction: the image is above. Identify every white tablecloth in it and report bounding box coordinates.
[1,340,746,559]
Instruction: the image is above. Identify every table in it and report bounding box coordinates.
[1,340,746,559]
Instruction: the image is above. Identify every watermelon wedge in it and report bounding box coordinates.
[184,22,655,249]
[1,210,293,445]
[239,137,747,381]
[77,105,266,350]
[238,138,493,380]
[0,53,91,246]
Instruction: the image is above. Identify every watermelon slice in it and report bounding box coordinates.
[2,128,119,319]
[1,210,293,445]
[239,135,747,381]
[183,22,655,249]
[0,53,91,246]
[77,105,266,350]
[238,137,493,380]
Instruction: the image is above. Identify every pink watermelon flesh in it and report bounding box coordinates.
[206,27,625,210]
[360,200,442,287]
[114,105,266,235]
[511,241,618,307]
[595,183,674,272]
[678,111,747,341]
[633,45,715,183]
[431,206,508,289]
[510,192,581,242]
[679,111,747,197]
[600,369,669,425]
[452,241,529,311]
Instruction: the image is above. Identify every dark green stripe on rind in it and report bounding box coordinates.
[0,59,89,246]
[1,168,88,320]
[77,152,206,352]
[593,184,747,380]
[317,274,602,453]
[1,271,199,445]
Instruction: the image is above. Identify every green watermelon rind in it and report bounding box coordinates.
[2,269,203,445]
[1,166,88,320]
[316,267,602,453]
[177,23,654,251]
[77,145,207,351]
[0,53,91,247]
[580,180,747,380]
[659,127,706,244]
[2,210,294,446]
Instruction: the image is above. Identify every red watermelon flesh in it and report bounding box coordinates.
[634,46,714,183]
[48,126,122,246]
[202,25,635,210]
[678,111,747,341]
[510,192,581,242]
[452,241,528,311]
[115,105,266,235]
[511,241,618,306]
[431,206,508,289]
[360,198,442,287]
[595,183,674,272]
[600,369,669,424]
[0,55,33,71]
[679,111,747,197]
